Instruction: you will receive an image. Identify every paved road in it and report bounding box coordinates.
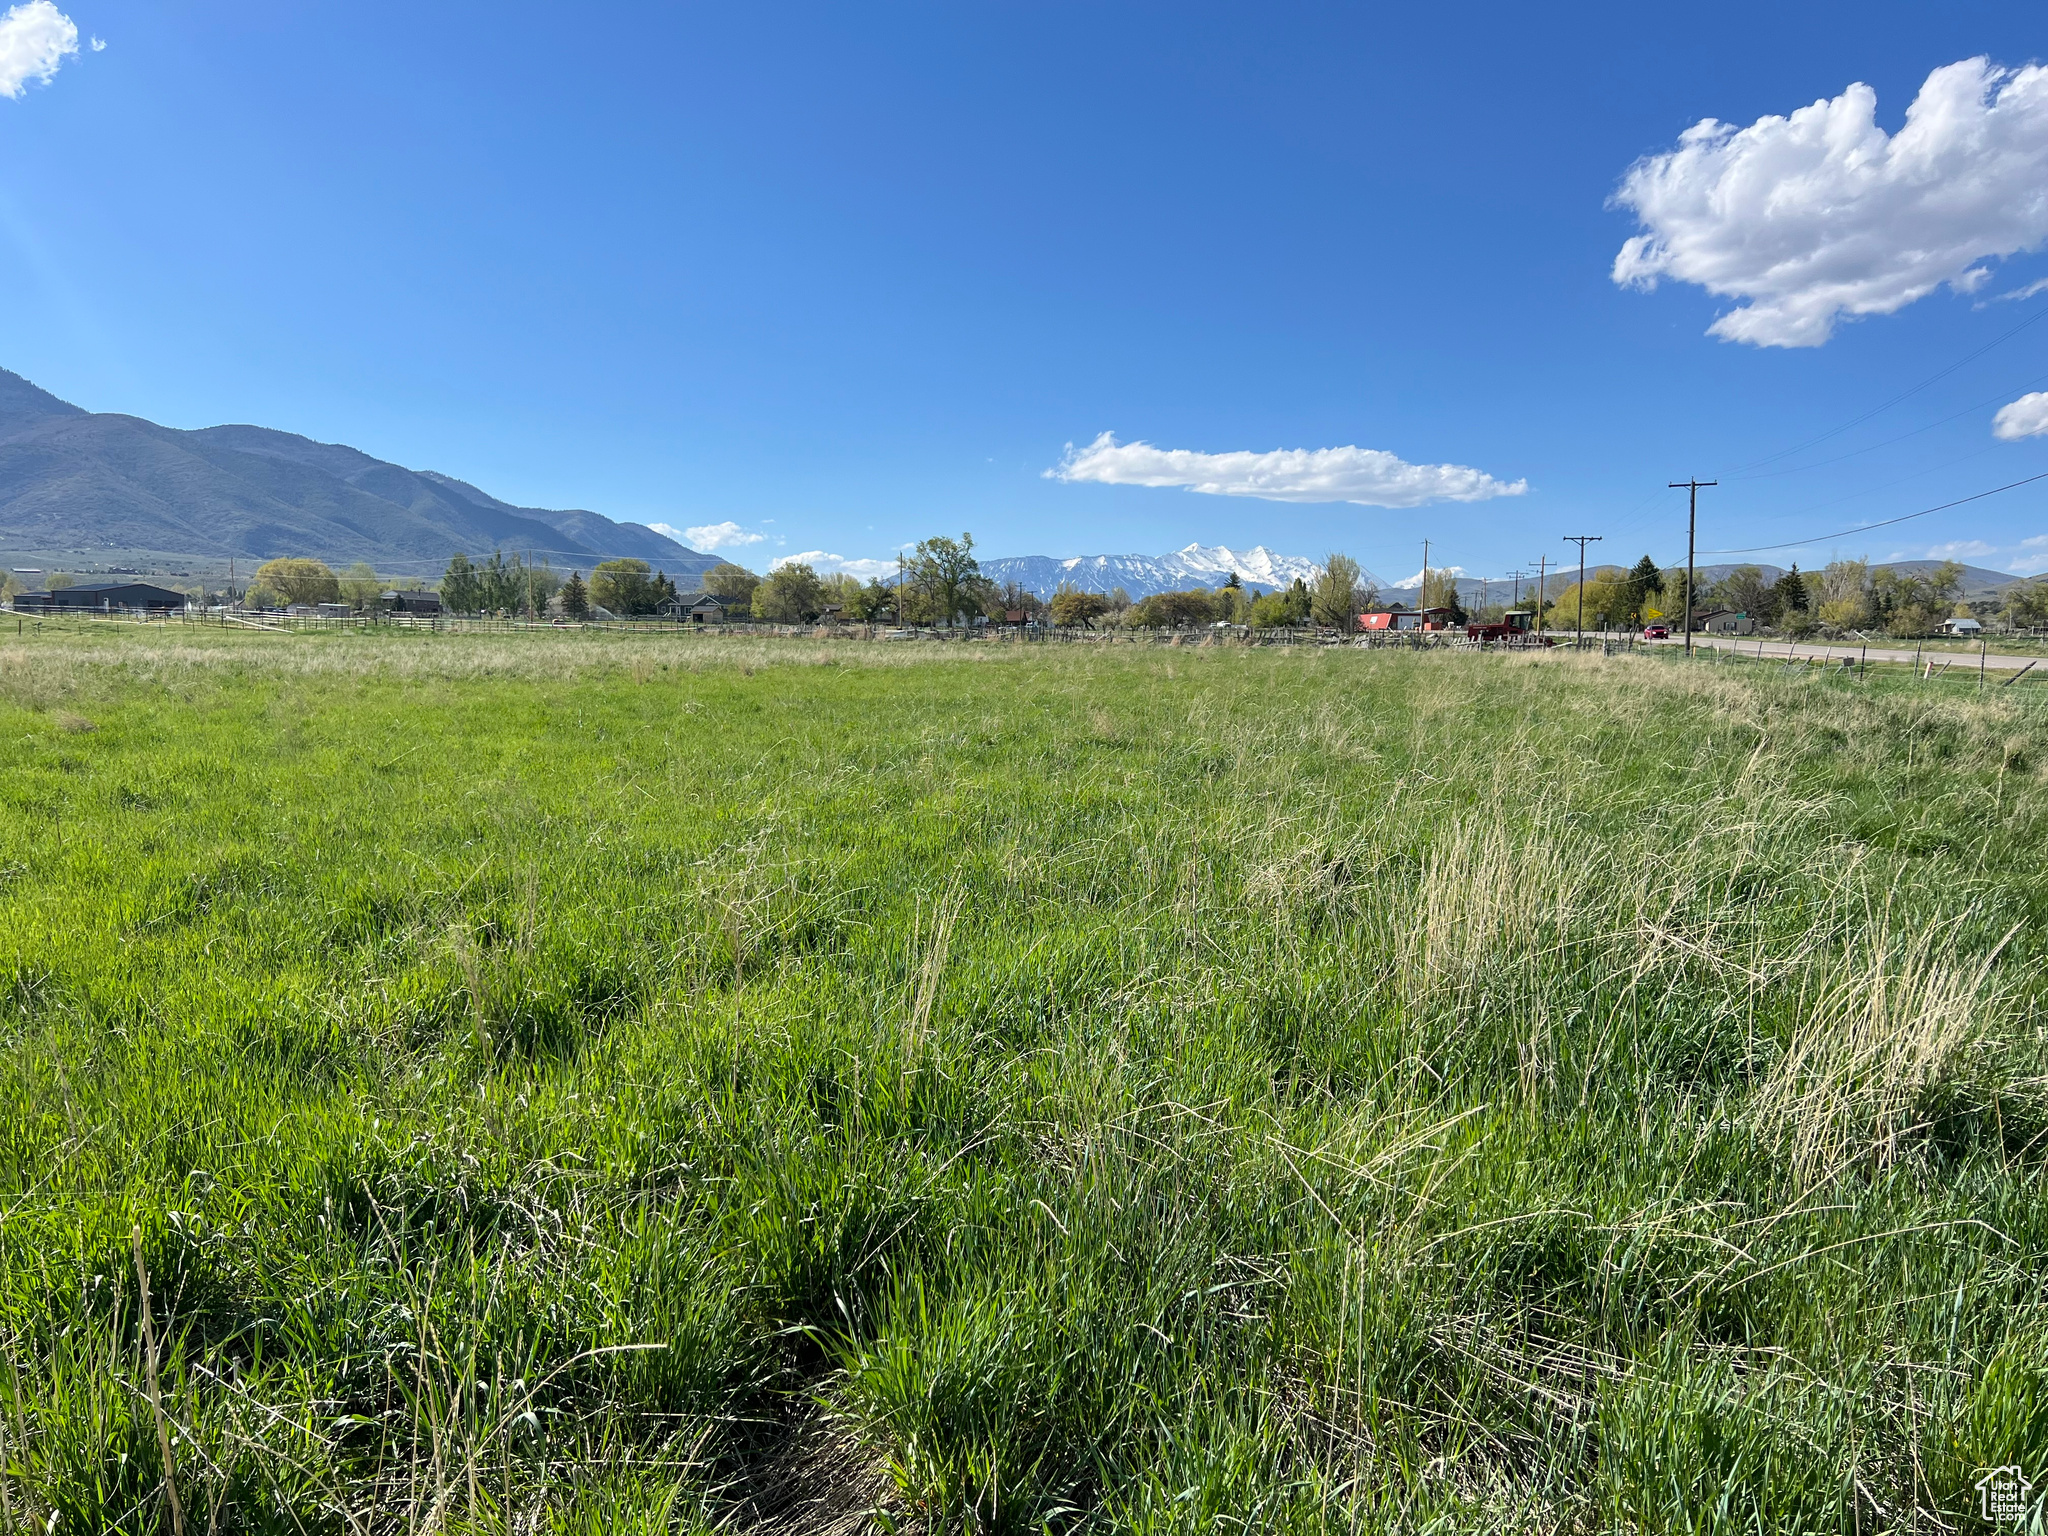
[1644,635,2044,674]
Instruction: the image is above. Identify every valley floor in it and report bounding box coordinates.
[1,628,2044,1533]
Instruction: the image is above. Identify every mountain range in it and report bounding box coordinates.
[981,550,2026,606]
[0,368,713,579]
[980,544,1342,601]
[4,366,2031,601]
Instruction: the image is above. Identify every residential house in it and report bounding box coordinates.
[682,593,741,624]
[1693,609,1755,635]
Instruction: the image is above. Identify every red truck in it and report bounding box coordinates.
[1464,610,1551,646]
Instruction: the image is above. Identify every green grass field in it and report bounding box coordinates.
[2,627,2045,1534]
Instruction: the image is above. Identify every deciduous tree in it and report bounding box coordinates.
[860,578,896,621]
[704,562,760,605]
[753,561,826,623]
[1816,560,1869,630]
[1131,588,1220,628]
[908,534,984,627]
[591,559,658,615]
[1419,567,1465,618]
[1248,590,1304,628]
[339,561,382,612]
[1311,553,1363,629]
[1711,565,1779,627]
[1050,587,1108,628]
[2006,577,2048,629]
[255,557,340,606]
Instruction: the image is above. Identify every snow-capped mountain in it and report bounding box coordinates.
[981,543,1358,600]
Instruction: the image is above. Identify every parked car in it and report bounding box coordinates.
[1643,623,1670,639]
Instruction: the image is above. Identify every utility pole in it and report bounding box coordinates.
[1508,569,1527,611]
[1533,556,1548,633]
[1563,536,1602,646]
[1419,539,1430,609]
[1669,480,1715,657]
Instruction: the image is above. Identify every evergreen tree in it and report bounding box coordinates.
[440,552,482,615]
[1624,556,1663,620]
[1774,565,1810,614]
[560,571,589,620]
[478,550,525,614]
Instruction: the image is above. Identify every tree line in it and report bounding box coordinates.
[224,543,2048,637]
[694,536,995,625]
[1531,556,2048,637]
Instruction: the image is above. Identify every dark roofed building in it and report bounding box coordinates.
[383,590,443,615]
[684,592,742,623]
[1693,609,1756,635]
[13,581,187,612]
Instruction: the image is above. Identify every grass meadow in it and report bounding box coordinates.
[1,626,2045,1534]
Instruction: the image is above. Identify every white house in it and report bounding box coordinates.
[1940,615,1983,636]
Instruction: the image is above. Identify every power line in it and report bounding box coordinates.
[1563,535,1602,645]
[1699,469,2048,556]
[1735,366,2048,481]
[1730,300,2048,475]
[1669,481,1714,656]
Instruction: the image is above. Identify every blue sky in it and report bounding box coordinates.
[5,0,2048,583]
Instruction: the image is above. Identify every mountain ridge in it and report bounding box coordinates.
[981,544,1343,601]
[0,369,713,577]
[981,549,2027,606]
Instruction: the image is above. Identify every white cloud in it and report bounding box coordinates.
[1993,392,2048,440]
[2008,536,2048,574]
[1046,433,1526,508]
[685,521,767,550]
[0,1,78,97]
[1611,58,2048,347]
[773,551,897,581]
[649,519,765,551]
[1924,539,1998,560]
